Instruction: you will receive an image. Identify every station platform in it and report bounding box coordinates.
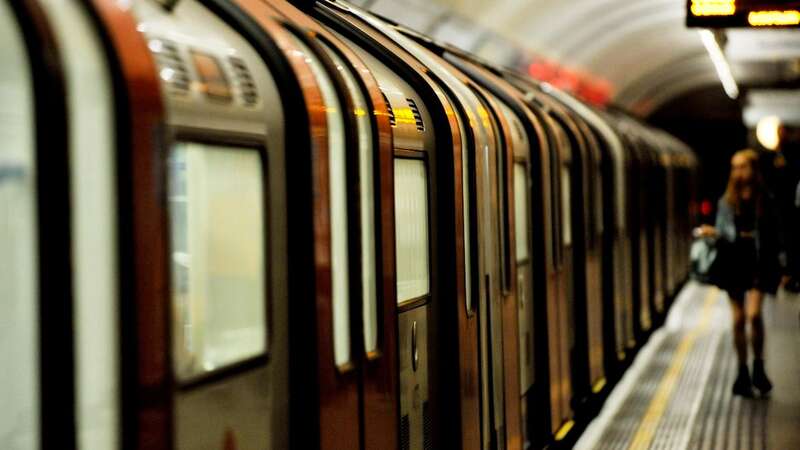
[576,282,800,450]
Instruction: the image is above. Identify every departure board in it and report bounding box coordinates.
[687,0,800,27]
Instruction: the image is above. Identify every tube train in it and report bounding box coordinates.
[1,0,698,449]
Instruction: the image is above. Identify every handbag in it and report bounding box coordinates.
[690,236,727,287]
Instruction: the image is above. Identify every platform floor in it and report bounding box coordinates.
[576,282,800,450]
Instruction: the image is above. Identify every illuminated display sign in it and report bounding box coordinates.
[191,51,232,103]
[687,0,800,27]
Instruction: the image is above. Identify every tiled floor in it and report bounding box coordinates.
[576,282,800,450]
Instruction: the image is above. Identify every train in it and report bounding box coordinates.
[0,0,698,449]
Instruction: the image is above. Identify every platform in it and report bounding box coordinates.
[576,282,800,450]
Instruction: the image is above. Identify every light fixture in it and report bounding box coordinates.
[699,30,739,99]
[756,115,782,151]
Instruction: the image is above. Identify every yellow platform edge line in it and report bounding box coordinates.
[626,287,718,450]
[592,377,607,394]
[554,419,575,441]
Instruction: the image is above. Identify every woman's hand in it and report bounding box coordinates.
[693,224,717,238]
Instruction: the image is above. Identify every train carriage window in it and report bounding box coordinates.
[168,143,267,381]
[594,160,604,235]
[395,157,430,303]
[283,32,351,370]
[514,163,529,262]
[316,39,379,358]
[561,165,572,246]
[0,3,39,445]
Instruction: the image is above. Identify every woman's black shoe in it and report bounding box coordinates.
[732,364,754,397]
[752,358,773,395]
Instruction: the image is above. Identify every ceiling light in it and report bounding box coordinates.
[699,30,739,99]
[756,115,781,150]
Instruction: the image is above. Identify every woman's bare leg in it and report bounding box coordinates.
[730,297,748,364]
[747,289,773,393]
[748,289,765,359]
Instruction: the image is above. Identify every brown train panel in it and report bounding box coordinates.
[257,5,401,448]
[85,2,169,448]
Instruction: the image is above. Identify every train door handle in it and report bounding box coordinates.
[411,320,419,372]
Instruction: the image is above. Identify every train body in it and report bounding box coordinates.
[0,0,697,449]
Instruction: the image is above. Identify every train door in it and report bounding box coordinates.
[537,94,597,407]
[547,86,609,399]
[495,100,534,450]
[468,85,527,450]
[117,1,296,448]
[518,98,568,440]
[579,126,607,394]
[362,27,509,450]
[344,48,440,450]
[594,112,633,361]
[0,3,55,448]
[631,133,653,336]
[442,52,554,449]
[455,58,576,449]
[663,153,677,295]
[635,137,656,331]
[308,35,398,450]
[313,6,477,447]
[520,93,573,438]
[617,131,647,339]
[33,1,124,448]
[508,112,535,448]
[260,5,401,448]
[322,6,518,448]
[652,150,667,315]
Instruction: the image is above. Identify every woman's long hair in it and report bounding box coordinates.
[724,148,763,214]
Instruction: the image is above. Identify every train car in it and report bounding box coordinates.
[0,1,700,449]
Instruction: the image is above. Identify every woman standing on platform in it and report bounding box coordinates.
[697,149,781,397]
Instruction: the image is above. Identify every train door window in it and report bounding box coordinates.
[285,33,352,370]
[514,163,529,262]
[394,157,430,304]
[317,39,379,357]
[0,3,39,446]
[561,164,572,247]
[594,159,603,236]
[37,0,120,446]
[167,143,267,382]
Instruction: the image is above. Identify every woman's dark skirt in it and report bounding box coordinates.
[723,237,780,301]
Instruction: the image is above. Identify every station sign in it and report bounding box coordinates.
[687,0,800,27]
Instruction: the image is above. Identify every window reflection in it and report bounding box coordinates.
[514,163,529,262]
[168,143,267,381]
[394,158,430,303]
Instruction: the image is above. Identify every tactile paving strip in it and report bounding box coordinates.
[584,287,771,449]
[593,335,681,450]
[688,330,769,450]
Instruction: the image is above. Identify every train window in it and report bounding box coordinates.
[561,165,572,246]
[0,3,39,445]
[168,143,267,381]
[284,32,352,370]
[395,157,430,303]
[317,39,379,357]
[595,161,604,235]
[39,0,121,446]
[514,163,529,262]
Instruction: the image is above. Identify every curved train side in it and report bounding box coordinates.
[1,1,698,449]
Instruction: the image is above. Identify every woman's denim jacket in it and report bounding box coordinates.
[715,195,784,267]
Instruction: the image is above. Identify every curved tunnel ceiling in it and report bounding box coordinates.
[430,0,720,114]
[362,0,734,115]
